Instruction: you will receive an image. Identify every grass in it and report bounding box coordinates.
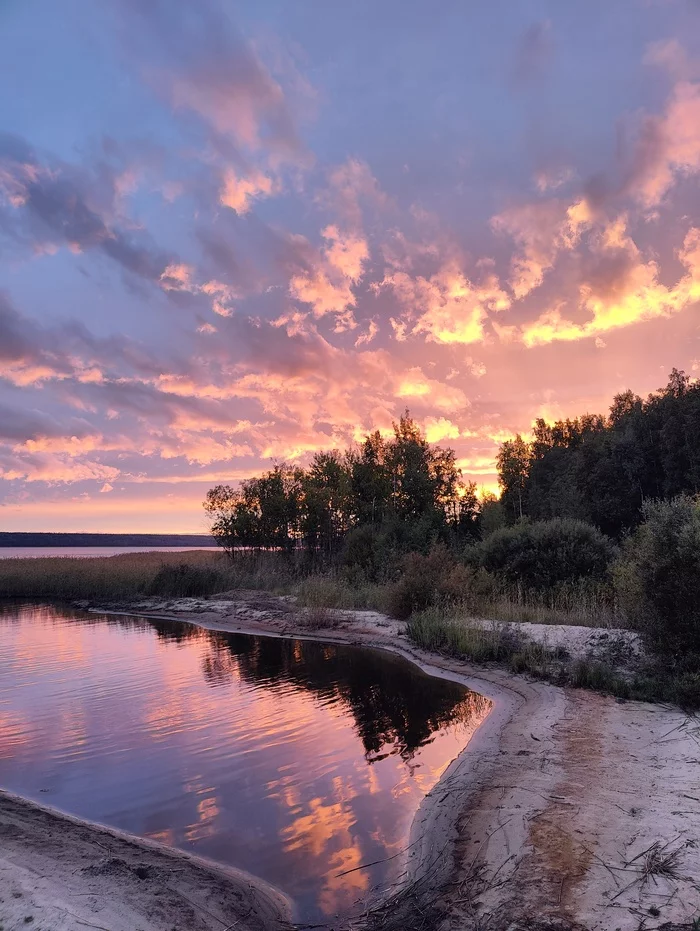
[0,549,298,601]
[405,605,700,709]
[298,605,342,630]
[0,550,619,626]
[2,548,696,707]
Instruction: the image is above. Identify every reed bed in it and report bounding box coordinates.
[0,550,225,600]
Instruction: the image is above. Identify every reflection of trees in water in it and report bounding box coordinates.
[200,631,490,762]
[26,606,489,764]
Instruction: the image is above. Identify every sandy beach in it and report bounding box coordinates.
[2,594,698,931]
[0,789,292,931]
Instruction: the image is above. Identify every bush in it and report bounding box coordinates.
[341,525,384,582]
[299,605,341,630]
[613,496,700,654]
[147,563,228,598]
[472,518,615,590]
[383,546,456,620]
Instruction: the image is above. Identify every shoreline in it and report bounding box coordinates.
[3,595,699,930]
[0,787,293,931]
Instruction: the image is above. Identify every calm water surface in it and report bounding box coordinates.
[0,546,216,558]
[0,603,489,921]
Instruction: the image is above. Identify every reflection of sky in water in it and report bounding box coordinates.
[0,603,490,921]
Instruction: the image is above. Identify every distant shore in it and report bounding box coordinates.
[0,532,217,547]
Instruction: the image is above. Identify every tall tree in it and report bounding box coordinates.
[497,435,531,521]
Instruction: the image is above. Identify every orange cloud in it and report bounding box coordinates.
[522,220,700,346]
[380,262,510,345]
[289,226,368,329]
[219,167,274,214]
[629,80,700,207]
[492,198,591,298]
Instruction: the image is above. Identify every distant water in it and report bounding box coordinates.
[0,546,217,559]
[0,602,489,922]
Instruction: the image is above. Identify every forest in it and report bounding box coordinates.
[206,369,700,553]
[498,368,700,537]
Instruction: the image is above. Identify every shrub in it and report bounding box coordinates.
[147,563,228,598]
[472,518,615,590]
[341,525,383,582]
[406,608,524,661]
[613,495,700,654]
[299,605,341,630]
[383,545,456,620]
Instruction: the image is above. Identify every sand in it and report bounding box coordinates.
[2,593,699,931]
[0,790,292,931]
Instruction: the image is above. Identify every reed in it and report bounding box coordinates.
[0,549,303,601]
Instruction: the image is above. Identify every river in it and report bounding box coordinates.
[0,602,488,923]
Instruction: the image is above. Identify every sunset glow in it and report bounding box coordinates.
[2,2,700,530]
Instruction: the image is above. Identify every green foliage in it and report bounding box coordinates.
[479,492,506,538]
[341,525,385,582]
[497,370,700,537]
[407,609,525,662]
[496,434,531,521]
[613,495,700,654]
[383,546,457,620]
[406,608,699,708]
[472,518,615,590]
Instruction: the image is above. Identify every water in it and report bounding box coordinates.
[0,547,216,559]
[0,603,489,922]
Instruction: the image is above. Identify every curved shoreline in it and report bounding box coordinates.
[3,597,699,931]
[97,605,520,920]
[0,787,293,931]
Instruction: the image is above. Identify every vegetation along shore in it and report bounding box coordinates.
[4,371,699,708]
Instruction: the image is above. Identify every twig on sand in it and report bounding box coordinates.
[73,918,113,931]
[558,873,568,905]
[626,835,683,867]
[335,836,421,877]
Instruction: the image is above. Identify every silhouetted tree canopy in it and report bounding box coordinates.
[204,412,478,560]
[497,370,700,537]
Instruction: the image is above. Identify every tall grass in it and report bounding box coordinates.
[0,550,299,601]
[0,549,621,630]
[469,581,623,629]
[406,606,700,709]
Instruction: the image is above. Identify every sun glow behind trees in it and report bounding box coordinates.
[204,413,480,558]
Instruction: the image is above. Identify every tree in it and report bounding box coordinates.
[350,432,392,524]
[204,484,256,557]
[497,435,531,521]
[300,452,353,559]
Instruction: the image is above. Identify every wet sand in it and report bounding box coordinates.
[2,593,699,930]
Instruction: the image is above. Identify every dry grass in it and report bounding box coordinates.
[0,550,219,600]
[474,589,623,629]
[298,605,342,630]
[642,842,685,881]
[0,549,299,601]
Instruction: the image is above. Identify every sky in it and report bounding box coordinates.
[2,0,700,533]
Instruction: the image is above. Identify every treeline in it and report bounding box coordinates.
[498,369,700,537]
[205,413,480,560]
[204,376,700,675]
